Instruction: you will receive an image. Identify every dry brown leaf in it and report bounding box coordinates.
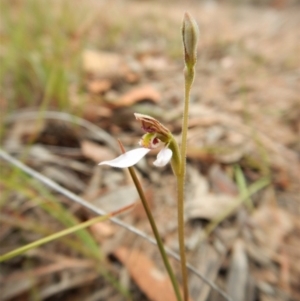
[140,55,168,72]
[112,85,160,107]
[188,241,226,301]
[82,50,122,77]
[82,104,112,123]
[250,204,293,257]
[186,146,215,163]
[208,164,238,195]
[81,140,115,163]
[87,79,112,94]
[82,50,140,84]
[0,97,8,115]
[226,240,249,301]
[93,186,137,213]
[90,222,115,241]
[252,268,278,285]
[114,247,192,301]
[131,189,154,221]
[185,166,237,220]
[186,193,237,221]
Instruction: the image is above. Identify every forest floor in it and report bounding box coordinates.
[1,1,300,301]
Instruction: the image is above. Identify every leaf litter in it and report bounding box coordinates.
[1,1,300,301]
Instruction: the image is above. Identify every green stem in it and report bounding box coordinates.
[176,175,188,301]
[126,164,183,301]
[181,66,195,164]
[178,66,195,301]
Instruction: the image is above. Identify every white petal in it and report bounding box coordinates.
[153,148,172,167]
[98,148,150,168]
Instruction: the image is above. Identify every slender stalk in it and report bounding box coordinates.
[176,175,188,300]
[177,66,195,301]
[177,13,199,301]
[181,68,195,161]
[118,141,183,301]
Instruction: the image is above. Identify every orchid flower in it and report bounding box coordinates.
[99,113,175,168]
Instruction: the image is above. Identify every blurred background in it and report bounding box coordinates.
[1,1,299,301]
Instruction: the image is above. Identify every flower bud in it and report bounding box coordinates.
[182,12,199,69]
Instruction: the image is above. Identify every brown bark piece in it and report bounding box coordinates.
[88,79,112,94]
[113,85,160,107]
